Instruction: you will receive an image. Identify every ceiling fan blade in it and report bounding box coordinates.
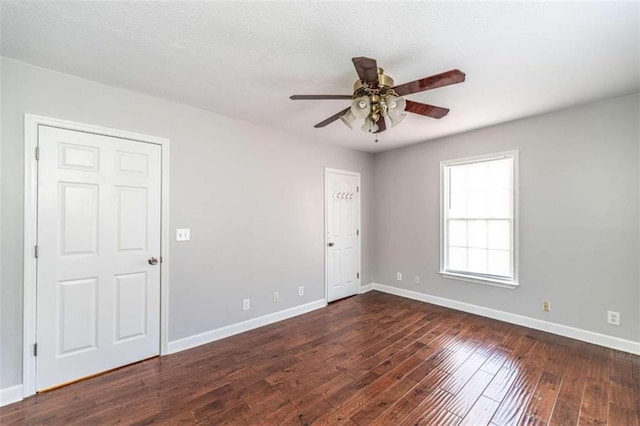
[405,100,450,119]
[314,107,351,128]
[375,116,387,133]
[290,95,353,100]
[352,57,379,87]
[392,69,465,96]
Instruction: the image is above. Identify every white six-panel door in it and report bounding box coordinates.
[36,125,161,390]
[326,169,361,302]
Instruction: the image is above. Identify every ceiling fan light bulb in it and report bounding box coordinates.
[351,96,371,119]
[340,110,356,129]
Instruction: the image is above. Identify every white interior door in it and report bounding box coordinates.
[36,125,162,390]
[326,169,361,302]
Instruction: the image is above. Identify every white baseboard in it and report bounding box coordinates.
[370,283,640,356]
[168,299,327,354]
[359,283,374,293]
[0,384,24,407]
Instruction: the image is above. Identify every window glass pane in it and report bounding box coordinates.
[449,220,467,247]
[449,191,467,218]
[468,248,487,273]
[468,163,487,191]
[488,220,510,250]
[468,220,487,248]
[488,249,511,276]
[467,191,488,218]
[488,189,511,218]
[442,153,515,282]
[450,165,467,192]
[449,247,467,271]
[488,158,512,189]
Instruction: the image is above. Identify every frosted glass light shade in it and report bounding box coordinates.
[340,110,356,129]
[386,95,406,118]
[351,96,371,119]
[389,113,406,127]
[361,117,378,133]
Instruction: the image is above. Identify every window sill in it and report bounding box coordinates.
[439,271,519,289]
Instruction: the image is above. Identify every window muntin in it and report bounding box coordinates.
[441,152,517,285]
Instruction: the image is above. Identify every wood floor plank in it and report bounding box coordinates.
[487,365,542,426]
[440,350,492,395]
[480,348,511,375]
[445,369,494,418]
[548,342,589,426]
[369,367,451,425]
[483,365,519,403]
[460,395,500,426]
[1,291,638,426]
[519,371,562,425]
[578,381,609,425]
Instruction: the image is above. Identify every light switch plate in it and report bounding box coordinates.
[176,228,190,241]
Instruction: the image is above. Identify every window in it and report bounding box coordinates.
[440,151,518,287]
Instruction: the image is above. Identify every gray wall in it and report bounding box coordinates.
[374,94,640,342]
[0,58,374,388]
[2,56,638,392]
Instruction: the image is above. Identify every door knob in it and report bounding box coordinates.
[148,257,159,265]
[327,242,335,247]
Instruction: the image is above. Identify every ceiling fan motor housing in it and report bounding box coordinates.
[353,68,395,93]
[353,69,399,124]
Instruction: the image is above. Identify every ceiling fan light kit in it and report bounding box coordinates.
[290,57,466,140]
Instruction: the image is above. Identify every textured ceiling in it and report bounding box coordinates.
[1,1,638,152]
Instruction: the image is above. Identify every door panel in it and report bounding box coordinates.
[326,170,360,302]
[37,125,161,390]
[114,272,148,342]
[57,277,98,356]
[59,183,99,255]
[116,186,148,251]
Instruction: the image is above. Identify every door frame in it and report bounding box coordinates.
[324,168,361,302]
[22,114,171,397]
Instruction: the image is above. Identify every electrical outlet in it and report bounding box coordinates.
[414,276,421,284]
[542,300,551,312]
[298,286,304,296]
[243,299,250,311]
[607,311,620,325]
[397,272,403,281]
[176,228,190,241]
[273,291,280,302]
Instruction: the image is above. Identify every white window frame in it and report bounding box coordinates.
[439,150,519,289]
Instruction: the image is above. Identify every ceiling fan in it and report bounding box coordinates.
[290,57,465,134]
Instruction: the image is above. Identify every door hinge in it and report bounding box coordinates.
[33,343,38,357]
[35,147,40,161]
[357,272,360,279]
[357,229,359,236]
[357,186,359,193]
[34,245,39,258]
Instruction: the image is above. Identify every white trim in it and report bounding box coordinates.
[23,114,171,398]
[438,271,518,289]
[359,283,374,294]
[324,168,362,302]
[0,385,24,407]
[167,299,327,354]
[369,283,640,356]
[439,150,520,288]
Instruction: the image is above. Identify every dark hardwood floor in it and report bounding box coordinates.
[1,291,638,425]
